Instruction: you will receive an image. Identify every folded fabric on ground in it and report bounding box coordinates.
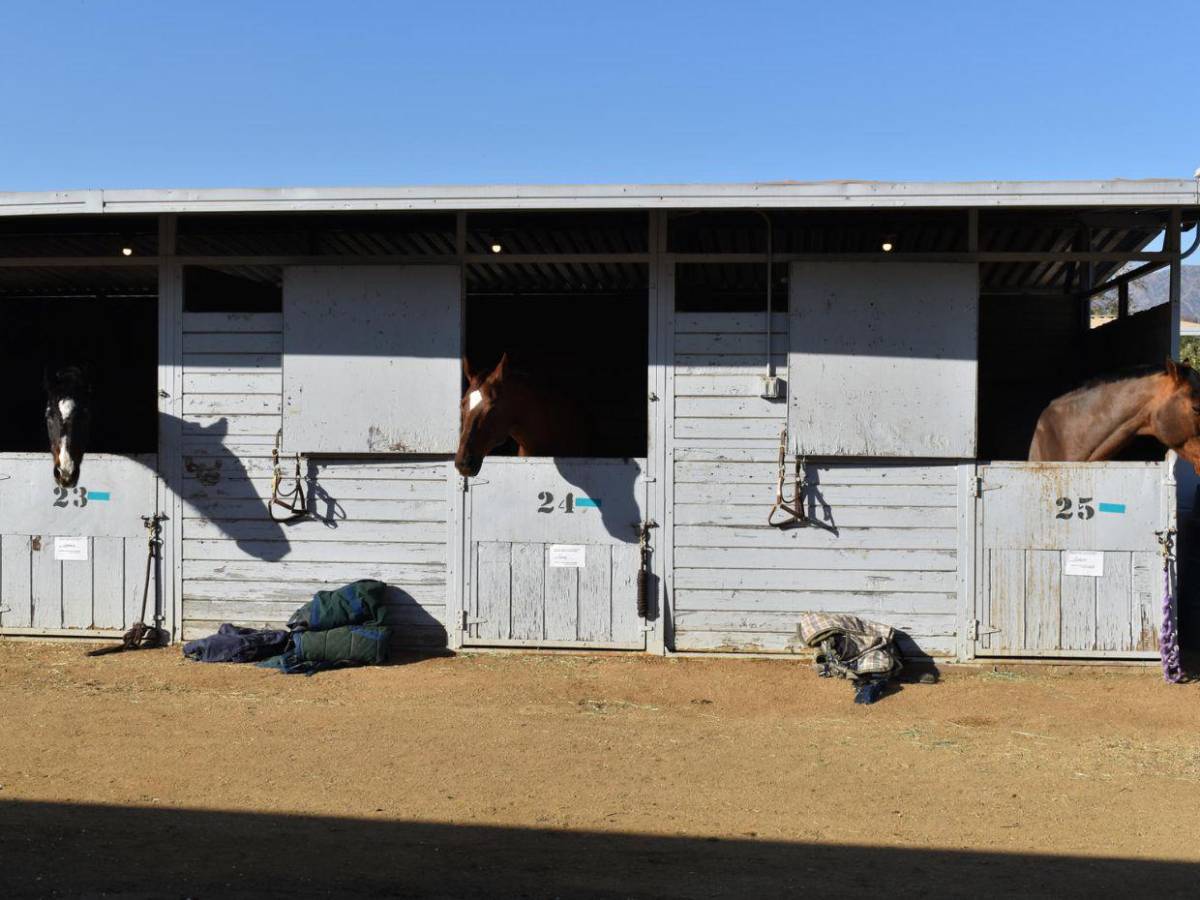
[183,624,290,663]
[795,612,902,704]
[183,580,392,675]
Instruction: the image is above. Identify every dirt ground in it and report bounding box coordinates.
[2,643,1200,898]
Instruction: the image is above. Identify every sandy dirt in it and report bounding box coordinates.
[2,642,1199,898]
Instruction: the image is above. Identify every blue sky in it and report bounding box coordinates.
[0,0,1197,191]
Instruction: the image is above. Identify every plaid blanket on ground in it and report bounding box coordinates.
[795,612,901,681]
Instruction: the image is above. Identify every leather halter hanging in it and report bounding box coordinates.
[269,430,308,523]
[767,426,809,529]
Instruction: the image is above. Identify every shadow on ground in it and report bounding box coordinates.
[1,800,1195,898]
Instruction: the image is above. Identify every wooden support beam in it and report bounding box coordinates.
[1169,207,1182,359]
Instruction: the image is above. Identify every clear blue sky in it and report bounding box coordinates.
[1,0,1197,191]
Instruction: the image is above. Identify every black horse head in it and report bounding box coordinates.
[45,366,92,488]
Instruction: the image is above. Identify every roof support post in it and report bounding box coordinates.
[1169,207,1182,359]
[1118,281,1129,319]
[1077,225,1093,332]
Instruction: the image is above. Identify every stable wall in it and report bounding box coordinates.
[667,311,962,657]
[178,311,451,646]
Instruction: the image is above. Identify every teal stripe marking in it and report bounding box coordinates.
[576,497,601,508]
[1098,502,1125,514]
[89,491,111,501]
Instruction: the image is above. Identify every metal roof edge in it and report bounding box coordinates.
[0,179,1197,216]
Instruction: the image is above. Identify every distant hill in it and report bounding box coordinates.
[1092,266,1200,320]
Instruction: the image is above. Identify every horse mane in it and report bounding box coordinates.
[1077,363,1174,391]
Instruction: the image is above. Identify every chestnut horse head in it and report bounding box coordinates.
[455,353,590,477]
[1030,359,1200,471]
[44,365,92,487]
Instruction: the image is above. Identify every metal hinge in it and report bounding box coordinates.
[968,619,1001,641]
[974,477,1003,498]
[458,476,470,493]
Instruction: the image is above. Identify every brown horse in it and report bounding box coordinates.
[455,353,591,477]
[1029,359,1200,471]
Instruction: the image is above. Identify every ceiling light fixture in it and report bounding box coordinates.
[121,247,134,256]
[490,243,503,254]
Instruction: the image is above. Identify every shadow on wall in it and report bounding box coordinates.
[551,457,645,545]
[2,800,1198,897]
[161,412,292,563]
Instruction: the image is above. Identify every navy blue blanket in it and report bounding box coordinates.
[182,624,290,663]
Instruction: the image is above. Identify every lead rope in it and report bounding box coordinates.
[269,430,308,523]
[1157,529,1184,683]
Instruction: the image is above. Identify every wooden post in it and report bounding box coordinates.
[1169,207,1182,359]
[1118,281,1129,319]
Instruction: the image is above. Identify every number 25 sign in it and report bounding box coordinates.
[1054,497,1094,520]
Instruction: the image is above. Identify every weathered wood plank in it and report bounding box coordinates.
[1096,551,1132,651]
[674,609,957,636]
[510,543,544,641]
[674,353,787,371]
[186,560,445,585]
[674,505,958,529]
[92,537,126,630]
[675,546,957,571]
[182,579,445,605]
[0,535,32,628]
[1132,551,1159,651]
[674,374,784,398]
[182,353,281,370]
[676,482,957,507]
[183,394,283,416]
[184,518,446,543]
[988,549,1025,652]
[182,415,281,436]
[676,396,789,419]
[125,537,149,628]
[673,418,783,441]
[578,545,612,642]
[183,477,448,503]
[674,333,789,355]
[183,332,282,354]
[182,497,447,523]
[1059,566,1097,651]
[60,545,93,629]
[673,567,957,593]
[183,312,282,333]
[671,629,956,658]
[544,552,579,642]
[30,543,61,630]
[1024,550,1061,651]
[674,312,789,334]
[610,544,642,641]
[674,590,957,615]
[475,542,511,641]
[183,371,283,395]
[183,540,446,564]
[674,525,957,551]
[674,460,957,485]
[182,458,448,480]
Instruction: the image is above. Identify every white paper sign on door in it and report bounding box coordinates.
[1063,550,1104,578]
[548,544,586,568]
[54,536,89,561]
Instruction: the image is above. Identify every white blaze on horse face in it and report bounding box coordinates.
[57,436,73,477]
[58,399,75,422]
[468,390,483,412]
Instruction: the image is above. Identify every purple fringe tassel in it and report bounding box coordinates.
[1161,562,1184,684]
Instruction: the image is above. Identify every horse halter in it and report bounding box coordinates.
[768,426,810,529]
[269,430,308,523]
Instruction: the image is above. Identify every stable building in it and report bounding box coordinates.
[0,179,1197,661]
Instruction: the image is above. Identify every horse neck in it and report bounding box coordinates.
[1068,374,1164,453]
[502,374,581,455]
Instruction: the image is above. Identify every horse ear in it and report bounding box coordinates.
[462,356,477,383]
[494,352,511,378]
[1167,358,1185,384]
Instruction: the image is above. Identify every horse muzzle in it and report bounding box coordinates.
[54,463,80,488]
[455,456,482,478]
